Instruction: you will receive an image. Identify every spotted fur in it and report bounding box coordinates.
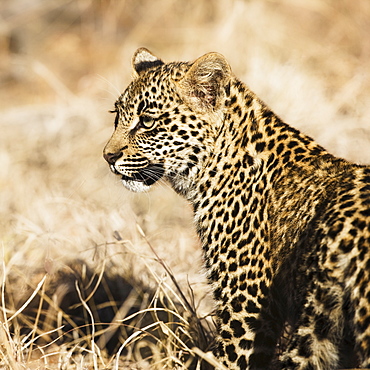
[103,48,370,369]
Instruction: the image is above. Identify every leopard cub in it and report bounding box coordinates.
[104,48,370,369]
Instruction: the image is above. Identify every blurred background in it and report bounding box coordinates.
[1,0,370,368]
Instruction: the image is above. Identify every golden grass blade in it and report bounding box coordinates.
[6,275,47,323]
[114,321,161,370]
[74,280,99,370]
[191,347,229,370]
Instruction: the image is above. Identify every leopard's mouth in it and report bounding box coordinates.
[113,163,165,187]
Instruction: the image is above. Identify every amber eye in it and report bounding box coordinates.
[129,114,156,135]
[139,114,155,129]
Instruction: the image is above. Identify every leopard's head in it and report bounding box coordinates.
[103,48,231,195]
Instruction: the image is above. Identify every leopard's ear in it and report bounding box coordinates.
[177,52,232,113]
[132,48,164,77]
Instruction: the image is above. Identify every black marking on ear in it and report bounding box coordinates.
[132,48,164,75]
[135,59,164,74]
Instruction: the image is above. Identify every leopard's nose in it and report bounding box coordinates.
[103,151,123,165]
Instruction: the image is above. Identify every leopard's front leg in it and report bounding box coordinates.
[212,271,284,370]
[204,218,283,370]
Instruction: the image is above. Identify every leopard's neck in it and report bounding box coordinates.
[190,79,348,273]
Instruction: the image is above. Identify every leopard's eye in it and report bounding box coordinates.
[139,114,155,129]
[129,114,156,135]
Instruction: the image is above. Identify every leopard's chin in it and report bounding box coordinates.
[113,162,165,192]
[121,178,152,193]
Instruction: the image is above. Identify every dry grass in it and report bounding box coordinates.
[1,0,370,368]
